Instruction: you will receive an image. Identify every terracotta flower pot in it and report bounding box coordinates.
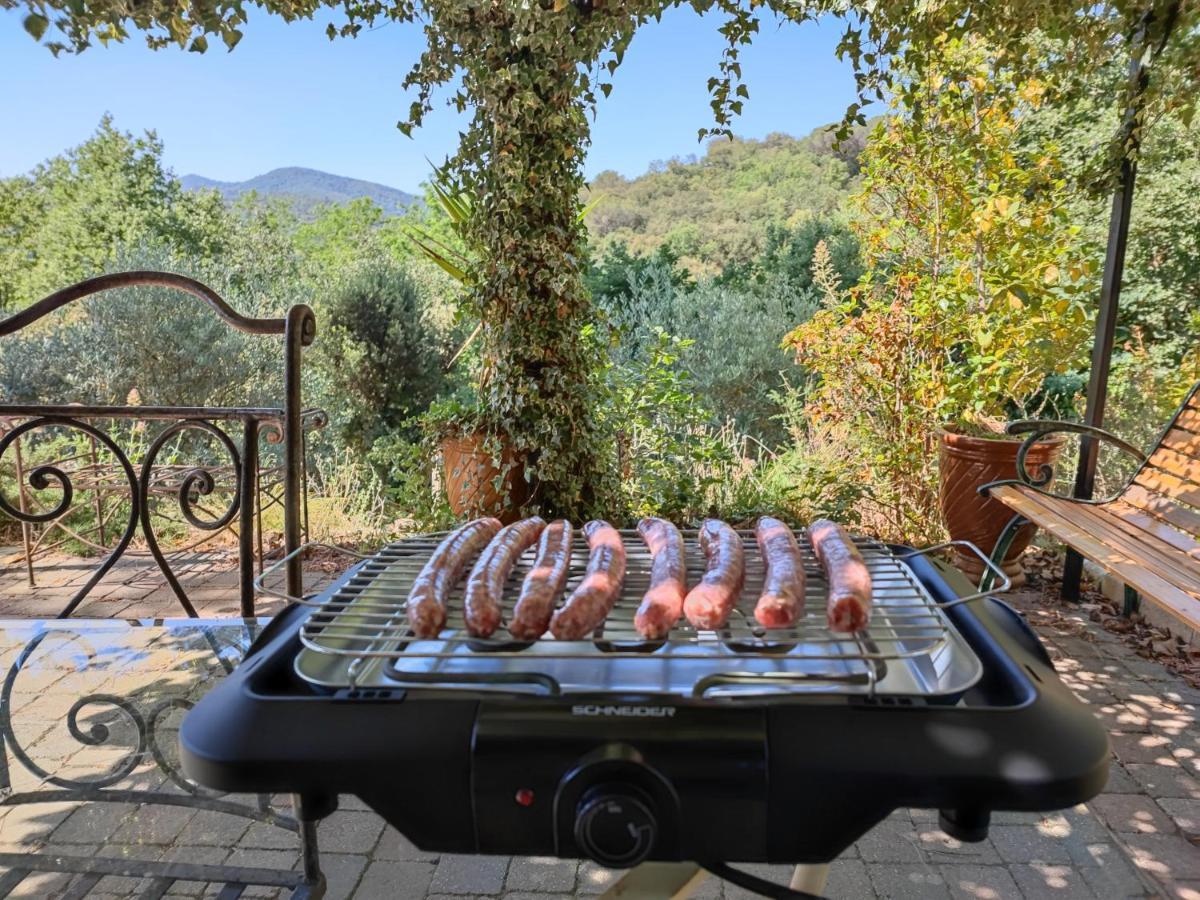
[937,428,1065,586]
[441,432,529,524]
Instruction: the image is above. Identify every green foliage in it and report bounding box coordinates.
[22,0,1197,532]
[0,115,229,309]
[7,0,1200,544]
[586,131,858,274]
[587,244,693,316]
[1020,52,1200,365]
[366,433,456,532]
[403,163,474,288]
[599,329,731,521]
[599,261,803,445]
[761,384,870,527]
[312,262,446,455]
[292,197,387,273]
[787,36,1094,542]
[734,218,862,301]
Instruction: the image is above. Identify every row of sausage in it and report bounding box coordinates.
[405,517,874,641]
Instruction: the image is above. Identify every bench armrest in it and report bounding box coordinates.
[978,419,1148,503]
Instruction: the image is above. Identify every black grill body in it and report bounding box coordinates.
[180,553,1109,867]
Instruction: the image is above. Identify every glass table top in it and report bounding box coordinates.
[0,617,319,899]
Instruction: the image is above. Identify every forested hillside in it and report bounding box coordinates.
[180,167,417,218]
[585,125,866,273]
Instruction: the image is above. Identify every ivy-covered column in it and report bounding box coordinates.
[452,5,608,516]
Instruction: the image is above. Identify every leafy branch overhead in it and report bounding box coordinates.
[10,0,1198,167]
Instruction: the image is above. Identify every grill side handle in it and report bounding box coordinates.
[897,541,1011,608]
[254,542,373,607]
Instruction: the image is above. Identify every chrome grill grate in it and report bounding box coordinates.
[282,531,997,701]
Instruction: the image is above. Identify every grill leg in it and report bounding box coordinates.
[790,862,830,895]
[599,863,705,898]
[291,793,332,898]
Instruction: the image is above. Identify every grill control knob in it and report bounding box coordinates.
[574,785,658,868]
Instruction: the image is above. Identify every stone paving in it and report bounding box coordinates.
[1,554,1200,897]
[0,549,320,619]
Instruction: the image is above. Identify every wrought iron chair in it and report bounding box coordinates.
[0,271,318,617]
[0,620,325,898]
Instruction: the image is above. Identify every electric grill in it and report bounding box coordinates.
[180,529,1109,886]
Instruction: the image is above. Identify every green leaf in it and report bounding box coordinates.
[23,13,49,40]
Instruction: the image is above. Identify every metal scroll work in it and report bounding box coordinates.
[0,272,322,617]
[0,622,324,898]
[976,418,1150,505]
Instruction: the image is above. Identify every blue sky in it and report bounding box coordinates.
[1,7,862,190]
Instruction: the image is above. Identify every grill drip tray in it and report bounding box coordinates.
[291,531,984,701]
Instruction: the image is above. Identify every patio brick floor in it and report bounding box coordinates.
[1,552,1199,897]
[0,549,335,619]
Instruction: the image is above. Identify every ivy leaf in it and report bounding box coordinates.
[23,13,49,40]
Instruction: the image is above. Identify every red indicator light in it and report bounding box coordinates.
[515,788,535,807]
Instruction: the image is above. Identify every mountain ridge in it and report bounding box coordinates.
[180,166,417,217]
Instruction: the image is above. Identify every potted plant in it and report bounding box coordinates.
[937,417,1066,584]
[419,394,530,524]
[407,161,603,522]
[405,170,524,522]
[836,37,1093,583]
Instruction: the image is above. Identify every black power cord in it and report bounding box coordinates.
[700,861,827,900]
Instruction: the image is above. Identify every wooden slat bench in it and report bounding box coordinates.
[980,383,1200,631]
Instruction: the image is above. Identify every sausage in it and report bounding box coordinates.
[808,519,873,633]
[634,517,687,639]
[549,520,626,640]
[509,519,574,640]
[463,516,546,637]
[754,517,805,628]
[406,517,502,638]
[683,519,744,630]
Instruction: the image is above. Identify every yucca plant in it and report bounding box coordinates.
[404,161,474,288]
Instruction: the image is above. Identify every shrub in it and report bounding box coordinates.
[597,259,803,446]
[367,433,456,532]
[598,330,731,522]
[785,36,1092,543]
[312,262,447,456]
